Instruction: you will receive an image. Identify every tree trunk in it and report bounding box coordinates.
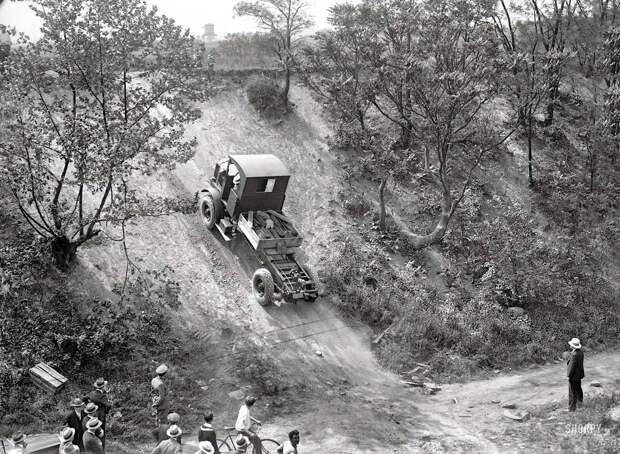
[282,65,291,110]
[378,177,387,231]
[528,108,534,186]
[403,194,453,249]
[51,235,78,271]
[544,80,560,127]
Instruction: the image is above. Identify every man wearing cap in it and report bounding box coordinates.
[151,364,171,425]
[235,396,262,454]
[88,378,111,430]
[83,418,104,454]
[64,398,85,451]
[152,412,182,443]
[82,402,99,432]
[151,425,183,454]
[567,337,585,412]
[7,432,27,454]
[278,430,300,454]
[196,441,215,454]
[198,411,220,454]
[58,427,79,454]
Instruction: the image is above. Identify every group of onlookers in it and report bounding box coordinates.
[5,363,300,454]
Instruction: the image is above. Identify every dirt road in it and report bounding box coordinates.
[79,86,618,453]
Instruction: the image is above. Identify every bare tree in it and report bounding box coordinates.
[235,0,312,109]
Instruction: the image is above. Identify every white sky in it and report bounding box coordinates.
[0,0,353,40]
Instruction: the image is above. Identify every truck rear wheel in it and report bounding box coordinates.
[302,265,319,303]
[252,268,274,306]
[200,195,222,230]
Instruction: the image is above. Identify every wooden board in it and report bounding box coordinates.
[29,363,67,394]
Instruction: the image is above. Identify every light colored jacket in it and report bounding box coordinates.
[151,438,183,454]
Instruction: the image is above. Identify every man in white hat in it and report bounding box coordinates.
[83,418,104,454]
[151,424,183,454]
[64,397,85,451]
[61,445,80,454]
[234,435,250,454]
[151,364,171,425]
[567,337,585,411]
[58,427,78,454]
[88,378,111,430]
[7,432,27,454]
[196,440,215,454]
[82,402,99,432]
[153,412,182,443]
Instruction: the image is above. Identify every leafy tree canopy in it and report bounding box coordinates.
[0,0,208,268]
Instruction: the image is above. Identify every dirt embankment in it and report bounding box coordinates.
[77,86,619,453]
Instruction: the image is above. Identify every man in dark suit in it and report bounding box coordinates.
[88,378,110,430]
[567,337,585,411]
[64,398,85,451]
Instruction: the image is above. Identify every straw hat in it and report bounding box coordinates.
[86,418,102,431]
[156,364,169,375]
[59,427,75,443]
[167,412,180,423]
[70,398,84,407]
[62,445,80,454]
[568,338,582,349]
[235,435,249,448]
[197,441,215,454]
[93,377,106,389]
[11,432,25,444]
[84,402,98,415]
[166,424,182,439]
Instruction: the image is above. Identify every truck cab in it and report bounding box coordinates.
[197,154,319,305]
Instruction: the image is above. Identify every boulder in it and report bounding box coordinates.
[501,403,517,409]
[590,381,602,387]
[606,406,620,424]
[507,307,526,317]
[228,389,245,400]
[503,410,530,422]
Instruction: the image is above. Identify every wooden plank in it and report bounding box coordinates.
[33,365,63,386]
[37,363,67,383]
[31,367,63,387]
[29,363,67,393]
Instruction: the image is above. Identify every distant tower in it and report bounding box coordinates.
[202,24,216,43]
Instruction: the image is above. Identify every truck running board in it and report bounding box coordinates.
[215,222,232,241]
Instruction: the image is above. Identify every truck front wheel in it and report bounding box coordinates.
[200,195,222,230]
[252,268,274,306]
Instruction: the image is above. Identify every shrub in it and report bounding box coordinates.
[246,75,283,116]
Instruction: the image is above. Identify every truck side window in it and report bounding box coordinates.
[257,178,276,193]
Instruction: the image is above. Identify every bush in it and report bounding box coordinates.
[246,75,283,116]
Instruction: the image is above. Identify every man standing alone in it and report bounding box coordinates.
[151,364,171,425]
[567,337,585,412]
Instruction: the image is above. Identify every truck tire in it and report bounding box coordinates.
[252,268,274,306]
[301,265,319,303]
[199,194,222,230]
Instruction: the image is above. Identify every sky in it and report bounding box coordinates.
[0,0,355,40]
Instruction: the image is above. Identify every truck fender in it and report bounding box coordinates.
[196,186,222,204]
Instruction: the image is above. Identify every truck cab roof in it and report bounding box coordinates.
[229,154,290,179]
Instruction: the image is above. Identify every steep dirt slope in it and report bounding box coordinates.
[77,86,618,453]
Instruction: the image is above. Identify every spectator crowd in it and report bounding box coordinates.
[5,364,300,454]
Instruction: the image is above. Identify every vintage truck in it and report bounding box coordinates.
[197,154,318,305]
